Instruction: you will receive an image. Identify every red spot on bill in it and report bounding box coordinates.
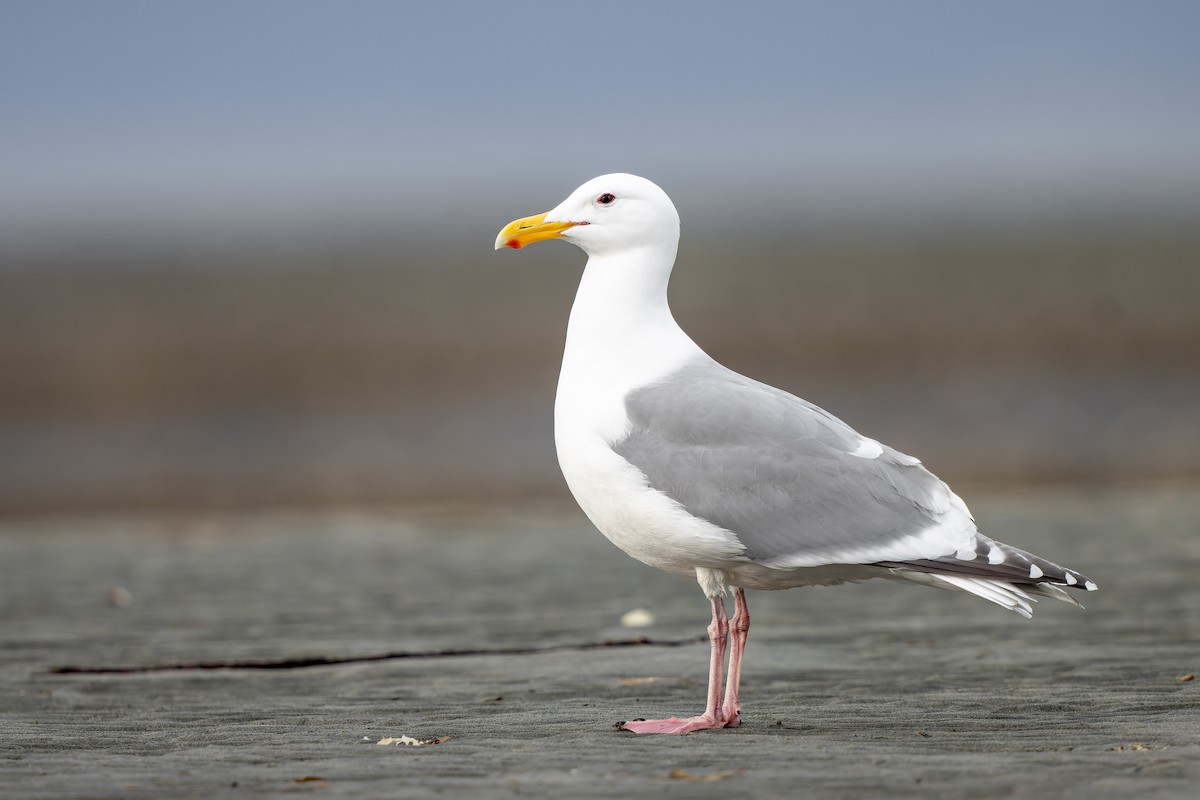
[506,238,523,249]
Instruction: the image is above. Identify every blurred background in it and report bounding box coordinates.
[2,0,1198,516]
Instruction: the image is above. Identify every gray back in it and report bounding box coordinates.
[613,359,957,562]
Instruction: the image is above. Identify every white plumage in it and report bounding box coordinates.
[496,173,1096,734]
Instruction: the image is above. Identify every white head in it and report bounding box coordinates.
[495,173,680,258]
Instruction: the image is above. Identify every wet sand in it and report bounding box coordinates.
[2,488,1198,798]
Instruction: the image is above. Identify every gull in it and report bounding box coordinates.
[495,173,1096,734]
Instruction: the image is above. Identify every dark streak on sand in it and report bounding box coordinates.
[49,635,707,675]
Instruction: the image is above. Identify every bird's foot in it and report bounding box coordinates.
[618,711,735,734]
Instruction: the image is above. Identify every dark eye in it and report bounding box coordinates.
[597,192,616,205]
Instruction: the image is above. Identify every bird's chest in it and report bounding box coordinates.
[553,387,744,578]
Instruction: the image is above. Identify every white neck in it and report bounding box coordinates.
[555,242,705,442]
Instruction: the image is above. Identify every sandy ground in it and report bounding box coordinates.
[2,488,1198,798]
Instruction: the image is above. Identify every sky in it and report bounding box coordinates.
[3,0,1199,252]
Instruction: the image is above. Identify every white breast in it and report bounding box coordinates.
[552,251,745,576]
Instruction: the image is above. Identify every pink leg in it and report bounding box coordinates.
[620,595,730,734]
[720,588,750,727]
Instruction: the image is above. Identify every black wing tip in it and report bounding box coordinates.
[877,557,1097,593]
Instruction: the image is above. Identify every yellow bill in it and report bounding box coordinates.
[494,212,581,250]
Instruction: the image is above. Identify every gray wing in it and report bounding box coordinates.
[613,358,964,564]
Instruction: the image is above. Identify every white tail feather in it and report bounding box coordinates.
[892,570,1038,618]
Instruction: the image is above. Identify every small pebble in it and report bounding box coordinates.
[620,608,655,627]
[106,587,133,608]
